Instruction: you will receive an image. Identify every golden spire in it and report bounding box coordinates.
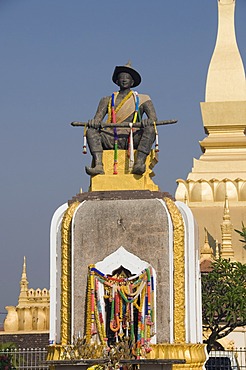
[200,228,214,260]
[220,195,234,259]
[205,0,246,102]
[223,193,230,220]
[18,256,29,304]
[215,240,220,259]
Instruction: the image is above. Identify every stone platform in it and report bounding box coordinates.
[49,189,206,369]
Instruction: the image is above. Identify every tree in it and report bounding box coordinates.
[234,222,246,250]
[202,258,246,353]
[0,343,17,369]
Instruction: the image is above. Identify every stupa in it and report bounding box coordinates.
[176,0,246,264]
[4,257,50,333]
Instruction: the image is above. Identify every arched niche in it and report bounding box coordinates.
[96,246,151,275]
[215,181,238,201]
[190,181,213,202]
[91,246,157,345]
[175,180,188,202]
[239,182,246,201]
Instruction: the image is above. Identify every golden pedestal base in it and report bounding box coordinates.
[146,343,207,370]
[47,343,207,370]
[89,149,159,192]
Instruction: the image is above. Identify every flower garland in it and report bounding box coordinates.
[128,92,140,168]
[107,91,133,124]
[107,91,140,173]
[110,93,118,174]
[85,265,155,358]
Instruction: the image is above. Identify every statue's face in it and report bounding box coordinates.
[117,72,134,89]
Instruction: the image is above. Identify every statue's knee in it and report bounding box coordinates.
[86,127,96,139]
[146,125,155,134]
[144,125,156,141]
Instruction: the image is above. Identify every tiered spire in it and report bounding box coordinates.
[200,228,214,261]
[215,240,220,259]
[200,228,214,273]
[220,195,234,260]
[18,256,29,305]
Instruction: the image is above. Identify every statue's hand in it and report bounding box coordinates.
[87,119,100,129]
[141,118,153,127]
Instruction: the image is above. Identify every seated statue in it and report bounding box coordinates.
[85,62,158,176]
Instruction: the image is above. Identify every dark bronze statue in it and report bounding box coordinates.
[85,63,158,176]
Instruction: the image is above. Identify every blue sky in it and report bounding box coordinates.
[0,0,246,319]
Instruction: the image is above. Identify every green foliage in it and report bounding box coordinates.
[202,258,246,353]
[0,343,16,351]
[234,222,246,250]
[0,343,17,369]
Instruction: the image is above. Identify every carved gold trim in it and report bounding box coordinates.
[164,197,185,343]
[147,343,207,370]
[60,201,80,345]
[47,343,207,369]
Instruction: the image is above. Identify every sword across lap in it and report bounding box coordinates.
[70,119,178,128]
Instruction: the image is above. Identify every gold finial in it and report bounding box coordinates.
[220,195,234,259]
[19,256,29,297]
[223,193,230,220]
[201,228,213,258]
[215,240,220,259]
[79,187,83,194]
[204,228,209,244]
[22,256,26,275]
[125,60,132,67]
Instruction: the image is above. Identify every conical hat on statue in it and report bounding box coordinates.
[112,61,141,87]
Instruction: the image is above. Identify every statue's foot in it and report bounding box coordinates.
[85,165,105,176]
[132,162,146,175]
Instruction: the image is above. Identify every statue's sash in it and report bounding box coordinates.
[115,94,151,123]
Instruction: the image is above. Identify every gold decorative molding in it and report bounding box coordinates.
[164,197,185,343]
[176,178,246,204]
[60,201,80,345]
[147,343,207,370]
[47,343,207,369]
